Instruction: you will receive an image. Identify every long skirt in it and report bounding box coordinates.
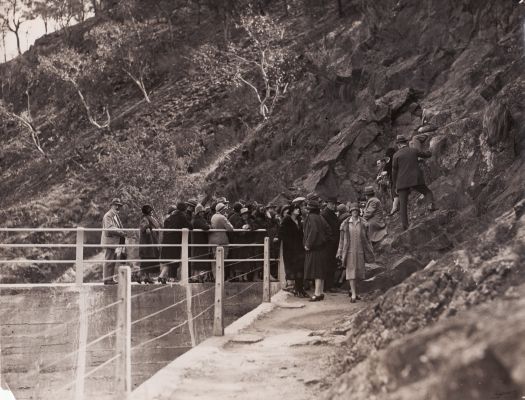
[304,248,326,280]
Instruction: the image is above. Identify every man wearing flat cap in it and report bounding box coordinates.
[101,198,126,284]
[392,135,437,231]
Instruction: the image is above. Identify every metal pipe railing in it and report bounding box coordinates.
[0,227,284,286]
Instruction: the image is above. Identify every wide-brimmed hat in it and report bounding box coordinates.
[111,198,123,206]
[216,202,227,213]
[348,202,360,212]
[396,135,409,143]
[364,185,375,195]
[240,207,250,215]
[195,204,204,214]
[281,205,291,216]
[337,204,347,212]
[291,196,306,204]
[326,196,338,203]
[185,198,198,208]
[306,200,320,210]
[216,197,229,204]
[233,202,243,212]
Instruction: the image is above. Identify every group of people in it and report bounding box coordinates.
[100,133,437,303]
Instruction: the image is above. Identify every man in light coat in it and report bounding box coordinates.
[209,203,234,278]
[101,198,126,284]
[392,135,437,230]
[363,186,388,243]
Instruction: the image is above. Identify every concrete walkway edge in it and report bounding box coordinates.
[131,291,289,399]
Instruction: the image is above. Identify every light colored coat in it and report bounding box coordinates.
[100,209,125,248]
[336,217,375,268]
[363,196,388,243]
[208,213,234,246]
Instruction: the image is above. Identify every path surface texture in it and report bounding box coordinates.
[132,290,365,400]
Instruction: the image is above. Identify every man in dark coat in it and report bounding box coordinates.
[304,200,332,302]
[392,135,437,231]
[160,202,193,281]
[321,196,339,292]
[190,204,211,282]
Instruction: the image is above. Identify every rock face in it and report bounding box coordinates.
[324,210,525,399]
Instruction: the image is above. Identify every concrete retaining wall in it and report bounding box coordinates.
[0,282,280,399]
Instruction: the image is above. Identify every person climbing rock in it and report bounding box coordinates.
[392,135,438,231]
[363,186,388,244]
[336,203,375,303]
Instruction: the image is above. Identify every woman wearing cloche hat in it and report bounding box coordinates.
[337,202,375,302]
[303,200,332,302]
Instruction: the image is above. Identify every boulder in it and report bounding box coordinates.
[390,256,424,282]
[391,210,455,253]
[364,263,387,279]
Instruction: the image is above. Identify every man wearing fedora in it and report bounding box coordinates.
[101,198,127,285]
[392,134,437,231]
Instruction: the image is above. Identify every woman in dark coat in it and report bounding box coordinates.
[190,204,211,282]
[159,202,192,282]
[278,204,307,297]
[303,200,332,302]
[139,204,161,284]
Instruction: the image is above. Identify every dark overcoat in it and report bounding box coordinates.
[278,215,305,280]
[139,215,161,273]
[161,211,192,277]
[190,214,210,275]
[303,212,332,280]
[392,146,432,190]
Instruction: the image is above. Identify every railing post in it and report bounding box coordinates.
[278,241,286,287]
[263,237,271,303]
[74,286,88,400]
[213,247,224,336]
[181,228,189,284]
[75,227,85,285]
[116,266,131,398]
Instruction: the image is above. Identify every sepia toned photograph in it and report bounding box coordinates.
[0,0,524,399]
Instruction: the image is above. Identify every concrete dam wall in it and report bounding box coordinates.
[0,282,280,399]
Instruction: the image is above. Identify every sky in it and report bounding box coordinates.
[1,17,59,61]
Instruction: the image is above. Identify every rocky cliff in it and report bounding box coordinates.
[1,1,525,397]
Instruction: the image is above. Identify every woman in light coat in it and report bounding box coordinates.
[336,203,375,302]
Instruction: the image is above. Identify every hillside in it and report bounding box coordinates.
[1,0,525,398]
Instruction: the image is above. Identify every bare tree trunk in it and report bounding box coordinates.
[336,0,344,17]
[14,29,21,55]
[1,30,6,62]
[70,80,111,129]
[124,69,151,103]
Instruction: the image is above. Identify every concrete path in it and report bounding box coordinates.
[131,290,366,400]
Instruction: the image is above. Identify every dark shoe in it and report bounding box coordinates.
[318,294,325,301]
[143,277,154,284]
[104,280,117,285]
[157,277,167,285]
[309,295,322,302]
